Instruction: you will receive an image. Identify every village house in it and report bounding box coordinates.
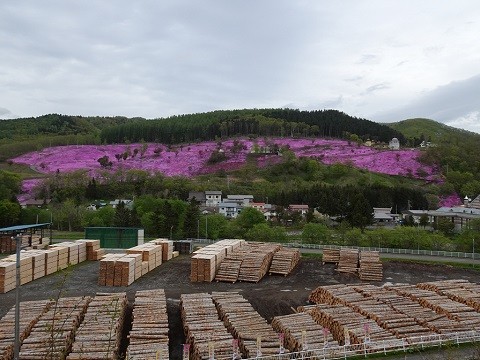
[205,191,222,207]
[225,194,254,206]
[218,202,242,219]
[288,204,309,216]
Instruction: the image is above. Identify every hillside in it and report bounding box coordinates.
[386,118,480,145]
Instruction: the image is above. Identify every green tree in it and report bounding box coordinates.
[183,198,200,238]
[346,194,373,232]
[419,213,429,229]
[0,200,21,227]
[301,223,329,244]
[235,207,265,232]
[245,223,286,242]
[434,218,455,235]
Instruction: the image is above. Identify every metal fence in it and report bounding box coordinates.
[192,239,478,260]
[241,330,480,360]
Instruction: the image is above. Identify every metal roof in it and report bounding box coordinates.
[0,223,51,233]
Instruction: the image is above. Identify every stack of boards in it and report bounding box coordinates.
[0,240,101,294]
[98,240,174,287]
[127,289,169,359]
[191,240,300,283]
[323,248,383,281]
[0,235,50,254]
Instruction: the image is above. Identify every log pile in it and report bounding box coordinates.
[127,289,169,359]
[180,293,234,360]
[0,300,52,360]
[271,312,338,351]
[67,293,127,360]
[358,251,383,281]
[212,291,285,357]
[19,296,91,359]
[417,279,480,312]
[336,249,359,274]
[214,258,242,283]
[322,248,340,264]
[237,243,281,282]
[269,248,300,276]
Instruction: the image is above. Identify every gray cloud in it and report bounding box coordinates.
[364,83,390,94]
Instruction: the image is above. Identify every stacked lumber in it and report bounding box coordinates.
[237,243,281,282]
[152,239,174,261]
[336,249,359,274]
[123,253,142,280]
[67,293,127,360]
[127,243,163,271]
[322,248,340,264]
[2,254,33,285]
[98,254,125,286]
[358,251,383,281]
[0,235,16,254]
[0,261,16,293]
[19,234,49,250]
[190,239,245,282]
[0,300,52,360]
[19,296,91,359]
[212,291,285,357]
[271,312,338,351]
[77,240,102,261]
[180,293,234,360]
[28,250,46,280]
[172,250,179,258]
[127,289,169,359]
[174,240,193,254]
[44,248,59,275]
[53,246,69,270]
[50,242,80,265]
[214,258,242,283]
[269,247,300,276]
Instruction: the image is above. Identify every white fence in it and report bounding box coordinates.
[241,330,480,360]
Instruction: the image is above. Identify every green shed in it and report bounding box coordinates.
[84,227,144,249]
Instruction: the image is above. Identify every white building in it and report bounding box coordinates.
[389,138,400,150]
[226,194,254,206]
[205,191,222,207]
[219,202,243,218]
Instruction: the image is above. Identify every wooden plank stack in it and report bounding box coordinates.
[322,248,340,264]
[271,312,338,351]
[174,240,193,254]
[29,250,46,280]
[212,291,286,357]
[152,239,174,261]
[44,248,59,275]
[2,254,33,286]
[19,296,91,359]
[214,259,242,283]
[67,293,127,360]
[127,289,169,359]
[237,243,281,283]
[0,261,16,293]
[50,242,80,266]
[180,293,234,360]
[358,251,383,281]
[126,243,163,271]
[0,300,52,360]
[77,240,103,261]
[269,247,300,276]
[336,249,359,274]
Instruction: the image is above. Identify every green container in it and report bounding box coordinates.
[84,227,144,249]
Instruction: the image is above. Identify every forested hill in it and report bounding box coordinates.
[99,109,405,144]
[0,109,403,143]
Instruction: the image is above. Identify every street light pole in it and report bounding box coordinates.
[205,216,208,240]
[197,219,200,239]
[14,235,21,360]
[170,225,173,240]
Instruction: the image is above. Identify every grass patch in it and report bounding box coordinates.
[383,257,480,271]
[51,231,84,241]
[301,253,323,260]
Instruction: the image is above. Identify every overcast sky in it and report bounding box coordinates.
[1,1,480,133]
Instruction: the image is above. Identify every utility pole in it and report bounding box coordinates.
[205,216,208,240]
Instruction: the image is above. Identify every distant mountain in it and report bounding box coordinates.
[386,118,480,145]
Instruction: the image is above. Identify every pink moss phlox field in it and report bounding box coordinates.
[11,137,437,181]
[439,193,462,207]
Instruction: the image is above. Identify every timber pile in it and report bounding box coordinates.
[19,234,50,250]
[212,291,285,357]
[2,254,33,286]
[174,240,193,254]
[67,293,127,360]
[44,248,59,275]
[417,280,480,312]
[301,304,396,346]
[127,243,163,270]
[152,239,174,261]
[271,312,338,351]
[336,249,359,274]
[127,289,169,359]
[19,296,91,360]
[322,248,340,264]
[0,261,16,293]
[76,239,101,261]
[358,251,383,281]
[269,247,300,276]
[385,284,480,332]
[0,300,52,360]
[180,293,233,360]
[237,243,281,282]
[190,239,245,282]
[28,250,46,280]
[50,242,81,266]
[214,258,242,283]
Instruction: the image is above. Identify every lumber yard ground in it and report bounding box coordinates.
[1,252,480,359]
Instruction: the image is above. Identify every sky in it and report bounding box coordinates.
[1,1,480,133]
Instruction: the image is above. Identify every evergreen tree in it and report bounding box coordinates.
[346,193,373,232]
[183,198,200,238]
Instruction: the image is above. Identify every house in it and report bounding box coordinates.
[389,138,400,150]
[288,204,309,216]
[20,199,51,208]
[249,202,266,210]
[188,191,206,205]
[109,199,133,209]
[373,207,394,224]
[218,202,243,219]
[225,195,254,206]
[205,191,222,207]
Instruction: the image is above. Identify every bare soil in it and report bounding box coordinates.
[1,256,479,359]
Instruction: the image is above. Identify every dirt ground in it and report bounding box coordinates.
[1,256,479,359]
